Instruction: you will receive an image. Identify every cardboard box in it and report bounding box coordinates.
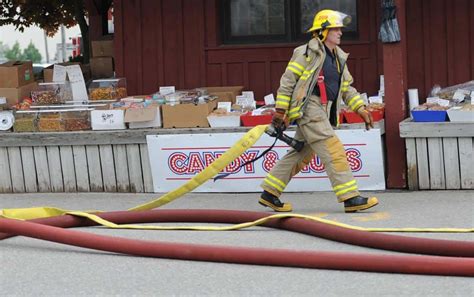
[125,105,162,129]
[43,62,91,83]
[0,61,34,88]
[91,40,114,57]
[91,109,126,130]
[162,100,217,128]
[0,82,38,107]
[90,57,114,79]
[204,86,244,104]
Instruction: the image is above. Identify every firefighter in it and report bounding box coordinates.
[259,9,379,213]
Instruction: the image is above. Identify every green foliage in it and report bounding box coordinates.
[4,41,24,61]
[0,0,83,36]
[3,41,43,63]
[0,41,10,60]
[23,41,42,63]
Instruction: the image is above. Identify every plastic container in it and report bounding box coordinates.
[31,82,69,105]
[37,111,66,132]
[13,112,38,132]
[63,110,92,131]
[88,78,128,100]
[207,114,241,127]
[411,110,447,122]
[343,109,385,123]
[240,112,272,126]
[446,107,473,122]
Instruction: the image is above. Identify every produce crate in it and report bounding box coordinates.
[411,110,447,122]
[207,114,241,127]
[240,112,272,126]
[343,109,384,123]
[447,107,474,122]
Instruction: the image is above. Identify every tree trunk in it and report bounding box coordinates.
[74,0,90,64]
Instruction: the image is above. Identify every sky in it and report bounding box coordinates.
[0,24,81,64]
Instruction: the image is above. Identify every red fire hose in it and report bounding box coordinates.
[1,209,473,276]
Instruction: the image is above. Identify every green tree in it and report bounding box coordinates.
[4,41,25,61]
[0,0,112,64]
[23,41,42,63]
[0,41,10,61]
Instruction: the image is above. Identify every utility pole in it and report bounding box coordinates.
[43,30,50,63]
[61,25,67,62]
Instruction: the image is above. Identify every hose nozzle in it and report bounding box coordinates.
[265,125,305,152]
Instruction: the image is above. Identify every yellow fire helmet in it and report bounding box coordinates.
[307,9,351,41]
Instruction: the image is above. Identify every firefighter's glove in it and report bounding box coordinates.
[271,108,289,131]
[357,107,374,130]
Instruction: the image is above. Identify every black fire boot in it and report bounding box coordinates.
[258,191,292,212]
[344,196,379,213]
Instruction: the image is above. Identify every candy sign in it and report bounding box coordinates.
[147,129,385,192]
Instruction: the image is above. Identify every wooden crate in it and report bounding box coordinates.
[399,119,473,190]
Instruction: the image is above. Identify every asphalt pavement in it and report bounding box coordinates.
[0,190,473,297]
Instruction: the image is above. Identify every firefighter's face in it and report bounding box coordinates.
[326,28,343,45]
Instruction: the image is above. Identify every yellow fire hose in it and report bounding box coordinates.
[0,125,472,233]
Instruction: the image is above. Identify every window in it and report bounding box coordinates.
[222,0,358,44]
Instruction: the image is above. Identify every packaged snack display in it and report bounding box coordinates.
[13,111,37,132]
[31,82,70,105]
[63,110,92,131]
[37,111,65,132]
[88,78,127,100]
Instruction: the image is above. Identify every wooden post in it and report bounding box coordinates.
[382,0,408,188]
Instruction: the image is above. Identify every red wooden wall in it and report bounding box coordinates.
[406,0,474,99]
[113,0,381,98]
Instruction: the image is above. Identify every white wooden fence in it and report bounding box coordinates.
[0,122,384,193]
[399,119,473,190]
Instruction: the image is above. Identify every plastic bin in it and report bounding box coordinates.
[447,107,474,122]
[240,112,272,126]
[37,111,65,132]
[63,110,92,131]
[88,78,127,100]
[13,112,37,132]
[207,114,241,127]
[343,109,385,123]
[411,110,447,122]
[31,82,69,105]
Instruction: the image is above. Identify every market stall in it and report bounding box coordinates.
[0,59,387,194]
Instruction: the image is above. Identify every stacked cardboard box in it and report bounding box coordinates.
[90,39,114,79]
[0,61,38,107]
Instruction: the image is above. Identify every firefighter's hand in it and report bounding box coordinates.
[357,107,374,130]
[272,108,288,131]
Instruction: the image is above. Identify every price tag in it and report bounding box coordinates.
[242,91,255,100]
[369,96,383,104]
[452,90,466,103]
[217,102,232,112]
[66,65,88,101]
[52,65,67,82]
[236,95,256,109]
[159,86,175,95]
[437,98,450,107]
[426,97,440,104]
[264,93,275,105]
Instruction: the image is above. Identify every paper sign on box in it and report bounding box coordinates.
[264,94,275,105]
[160,86,175,95]
[217,102,232,112]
